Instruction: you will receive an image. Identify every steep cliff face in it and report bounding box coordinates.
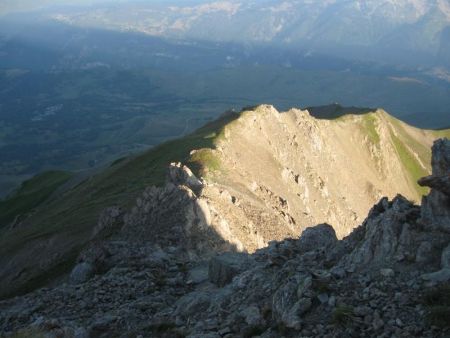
[173,105,438,253]
[0,104,447,300]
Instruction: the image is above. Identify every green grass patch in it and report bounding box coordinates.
[390,131,429,196]
[432,129,450,139]
[189,149,221,176]
[391,116,433,163]
[0,170,72,227]
[362,113,380,144]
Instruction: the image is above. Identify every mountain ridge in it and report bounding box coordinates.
[0,104,448,300]
[42,0,450,67]
[0,126,449,337]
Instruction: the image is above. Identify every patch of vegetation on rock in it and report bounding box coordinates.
[189,149,221,177]
[362,113,380,144]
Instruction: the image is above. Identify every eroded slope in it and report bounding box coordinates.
[190,105,441,252]
[0,104,447,299]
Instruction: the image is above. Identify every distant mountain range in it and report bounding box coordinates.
[1,1,449,200]
[40,0,450,68]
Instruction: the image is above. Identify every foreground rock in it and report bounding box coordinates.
[419,139,450,233]
[208,252,253,287]
[0,139,449,337]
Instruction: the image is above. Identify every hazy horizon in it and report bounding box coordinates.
[0,0,449,196]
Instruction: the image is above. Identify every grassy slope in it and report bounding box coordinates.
[0,111,240,299]
[386,114,435,196]
[362,113,381,144]
[390,132,429,196]
[432,129,450,139]
[330,109,440,197]
[0,171,72,228]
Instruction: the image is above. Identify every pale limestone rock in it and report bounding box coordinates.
[208,252,251,287]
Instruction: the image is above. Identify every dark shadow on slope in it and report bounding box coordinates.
[0,183,241,335]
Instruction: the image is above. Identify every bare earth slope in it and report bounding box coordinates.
[0,104,448,299]
[191,105,439,252]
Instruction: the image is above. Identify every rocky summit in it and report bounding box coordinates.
[0,131,449,337]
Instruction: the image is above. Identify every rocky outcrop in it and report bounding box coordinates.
[167,162,204,194]
[296,223,337,254]
[121,181,229,254]
[69,262,95,285]
[418,175,450,197]
[208,252,253,287]
[422,243,450,283]
[0,138,449,338]
[419,138,450,233]
[91,207,124,240]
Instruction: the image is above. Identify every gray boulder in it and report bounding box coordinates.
[87,315,118,338]
[337,195,418,271]
[419,138,450,232]
[422,269,450,283]
[208,252,251,287]
[298,223,338,253]
[442,243,450,269]
[422,243,450,282]
[415,241,433,264]
[174,291,212,320]
[272,275,307,330]
[69,262,94,284]
[188,264,209,284]
[241,305,263,326]
[168,162,203,193]
[418,174,450,197]
[92,206,123,239]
